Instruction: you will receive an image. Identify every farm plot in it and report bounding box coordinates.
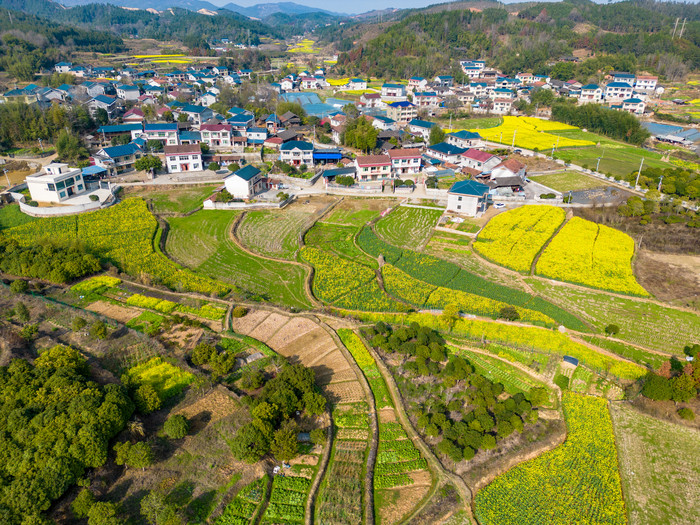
[474,392,626,525]
[610,403,700,525]
[357,226,588,330]
[375,206,443,249]
[237,201,329,259]
[336,330,432,523]
[321,198,392,227]
[167,210,311,309]
[536,216,649,296]
[316,403,369,525]
[124,356,195,400]
[4,199,228,296]
[382,264,555,325]
[261,474,311,524]
[530,171,606,193]
[527,279,697,354]
[216,476,267,525]
[305,222,376,266]
[466,116,595,150]
[123,184,219,214]
[474,205,566,272]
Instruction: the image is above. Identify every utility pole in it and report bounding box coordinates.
[679,18,687,39]
[596,156,602,172]
[634,157,644,189]
[658,174,664,192]
[511,129,517,148]
[551,143,556,158]
[3,169,10,189]
[672,17,679,38]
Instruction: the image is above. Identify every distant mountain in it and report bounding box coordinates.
[56,0,344,17]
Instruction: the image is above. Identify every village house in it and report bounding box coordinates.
[610,72,636,84]
[388,149,422,175]
[492,98,514,114]
[491,158,526,181]
[135,123,179,146]
[94,142,143,175]
[87,95,119,119]
[360,92,383,108]
[54,62,72,74]
[372,115,397,131]
[434,75,454,87]
[224,165,267,199]
[407,119,435,141]
[246,127,268,145]
[386,101,417,123]
[381,83,407,101]
[123,108,144,123]
[26,163,86,203]
[179,104,214,125]
[163,144,203,173]
[280,140,314,167]
[348,78,367,90]
[446,130,483,150]
[426,142,467,164]
[355,155,392,181]
[116,84,140,101]
[200,123,232,150]
[446,179,490,216]
[414,91,441,109]
[408,77,429,92]
[579,84,603,103]
[634,75,658,92]
[621,98,646,115]
[604,82,634,102]
[460,149,501,172]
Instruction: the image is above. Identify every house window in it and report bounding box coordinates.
[193,164,199,169]
[76,185,83,191]
[179,156,189,160]
[59,191,66,198]
[47,183,56,191]
[457,205,461,210]
[170,165,177,171]
[458,196,462,201]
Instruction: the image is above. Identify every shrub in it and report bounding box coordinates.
[163,414,189,439]
[232,306,248,318]
[90,320,107,340]
[208,162,220,171]
[604,324,620,336]
[10,279,28,294]
[335,175,355,187]
[191,343,216,366]
[240,368,264,390]
[499,306,520,321]
[678,407,695,420]
[72,316,88,332]
[134,384,162,414]
[14,301,30,322]
[227,163,240,172]
[554,374,569,391]
[89,195,100,202]
[310,428,325,446]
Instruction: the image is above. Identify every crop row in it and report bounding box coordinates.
[300,246,374,303]
[374,473,414,489]
[474,205,566,272]
[377,448,422,464]
[126,293,178,313]
[379,422,408,441]
[71,275,122,294]
[468,116,593,150]
[273,476,311,493]
[5,199,229,296]
[374,458,428,475]
[474,392,626,525]
[263,476,310,524]
[536,217,649,296]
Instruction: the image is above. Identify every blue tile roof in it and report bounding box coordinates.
[232,164,261,181]
[448,179,490,196]
[408,119,435,129]
[280,140,313,151]
[98,124,142,133]
[428,142,466,155]
[449,130,481,140]
[101,143,141,158]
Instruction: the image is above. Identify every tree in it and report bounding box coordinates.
[271,422,298,462]
[641,373,673,401]
[10,279,28,294]
[71,489,95,519]
[671,374,697,403]
[440,303,460,329]
[115,441,154,470]
[429,125,445,146]
[227,162,240,172]
[678,407,695,420]
[310,428,325,446]
[134,156,162,172]
[95,108,109,126]
[240,368,264,390]
[231,423,269,463]
[87,502,121,525]
[90,320,107,340]
[140,491,181,525]
[68,316,87,333]
[177,113,189,123]
[498,306,520,322]
[208,162,220,171]
[14,301,30,322]
[163,111,174,122]
[604,324,620,336]
[134,384,162,414]
[163,415,189,439]
[191,343,215,366]
[56,129,88,163]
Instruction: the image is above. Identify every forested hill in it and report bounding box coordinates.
[332,0,700,80]
[0,0,282,45]
[0,7,125,80]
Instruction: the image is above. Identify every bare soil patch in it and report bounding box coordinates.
[247,312,290,342]
[379,407,397,423]
[266,317,318,348]
[289,453,320,467]
[229,309,270,334]
[378,484,432,525]
[175,388,241,424]
[409,470,432,486]
[635,250,700,306]
[160,326,204,351]
[85,300,140,323]
[323,380,365,404]
[337,428,369,441]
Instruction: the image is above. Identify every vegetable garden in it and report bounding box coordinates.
[474,392,627,525]
[261,475,311,524]
[124,356,195,400]
[474,205,566,272]
[375,206,443,249]
[216,477,267,525]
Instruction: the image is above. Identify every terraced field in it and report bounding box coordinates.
[375,206,443,249]
[166,211,311,308]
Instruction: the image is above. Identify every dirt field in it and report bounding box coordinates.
[377,484,432,525]
[229,308,365,405]
[85,300,141,323]
[611,403,700,525]
[635,250,700,306]
[378,407,396,423]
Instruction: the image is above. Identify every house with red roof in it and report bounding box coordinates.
[355,154,392,181]
[388,149,422,175]
[460,149,501,172]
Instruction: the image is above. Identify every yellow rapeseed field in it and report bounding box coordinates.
[465,116,595,150]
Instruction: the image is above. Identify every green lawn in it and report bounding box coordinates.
[126,185,219,214]
[530,171,607,192]
[611,403,700,525]
[527,278,700,354]
[550,131,674,177]
[166,210,311,308]
[375,206,443,249]
[237,208,311,260]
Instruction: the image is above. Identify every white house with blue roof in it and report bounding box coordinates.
[407,119,435,141]
[94,142,143,175]
[579,84,603,103]
[381,83,407,101]
[224,165,267,199]
[446,179,490,216]
[604,82,634,102]
[446,130,483,150]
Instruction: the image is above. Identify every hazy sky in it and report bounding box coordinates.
[208,0,623,16]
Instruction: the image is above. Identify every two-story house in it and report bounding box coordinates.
[407,119,435,141]
[94,142,143,175]
[136,123,180,146]
[87,95,119,119]
[414,92,441,108]
[381,83,407,101]
[446,179,490,216]
[355,155,392,181]
[446,130,483,150]
[604,82,634,102]
[460,149,501,172]
[163,144,203,173]
[579,84,603,103]
[224,165,267,199]
[116,84,140,101]
[426,142,467,164]
[388,149,422,175]
[280,140,314,167]
[634,75,658,93]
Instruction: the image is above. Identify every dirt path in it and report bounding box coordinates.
[355,331,476,524]
[529,211,572,275]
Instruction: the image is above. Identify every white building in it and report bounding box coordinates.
[388,149,422,176]
[635,75,658,93]
[579,84,603,103]
[446,179,490,216]
[381,83,407,101]
[355,155,392,181]
[224,165,267,199]
[200,124,232,150]
[604,82,634,102]
[280,140,314,167]
[26,163,86,203]
[163,144,203,173]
